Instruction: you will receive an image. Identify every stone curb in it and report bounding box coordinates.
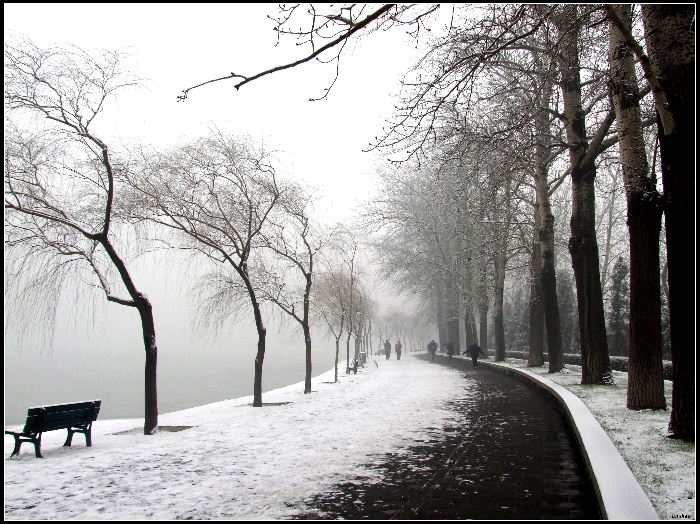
[474,358,659,520]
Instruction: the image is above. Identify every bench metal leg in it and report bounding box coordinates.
[34,434,43,458]
[64,426,92,448]
[10,435,22,458]
[6,433,42,458]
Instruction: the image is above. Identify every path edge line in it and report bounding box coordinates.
[478,359,659,520]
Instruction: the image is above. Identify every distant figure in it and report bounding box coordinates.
[445,341,455,360]
[464,343,486,367]
[384,339,392,360]
[349,357,358,374]
[395,339,403,361]
[427,340,438,362]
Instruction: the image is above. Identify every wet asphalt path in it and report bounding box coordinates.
[293,354,601,520]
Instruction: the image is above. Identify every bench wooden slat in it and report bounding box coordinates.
[28,400,100,412]
[7,400,101,458]
[24,401,100,434]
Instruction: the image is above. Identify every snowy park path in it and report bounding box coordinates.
[5,355,468,520]
[294,355,600,520]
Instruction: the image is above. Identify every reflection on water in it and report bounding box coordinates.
[293,365,600,520]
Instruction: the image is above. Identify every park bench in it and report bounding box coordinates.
[5,400,101,458]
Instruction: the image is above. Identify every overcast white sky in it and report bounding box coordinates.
[4,3,436,421]
[5,2,427,220]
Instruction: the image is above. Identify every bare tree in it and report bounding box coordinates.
[312,267,348,383]
[340,233,360,374]
[258,185,325,394]
[177,4,438,102]
[4,39,160,435]
[608,4,665,410]
[127,131,281,407]
[639,4,694,441]
[550,5,616,384]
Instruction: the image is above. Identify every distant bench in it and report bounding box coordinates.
[5,400,101,458]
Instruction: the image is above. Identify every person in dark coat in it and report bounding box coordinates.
[464,343,486,367]
[445,341,455,360]
[427,340,438,362]
[395,339,403,360]
[384,339,392,360]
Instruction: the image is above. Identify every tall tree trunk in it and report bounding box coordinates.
[303,274,313,394]
[553,5,611,384]
[368,318,373,357]
[533,81,564,372]
[436,280,448,350]
[464,313,474,348]
[303,322,312,394]
[345,330,352,373]
[642,5,695,440]
[137,299,158,435]
[468,309,478,349]
[101,237,159,434]
[253,325,266,407]
[479,304,488,356]
[448,318,460,353]
[438,322,448,350]
[241,268,266,407]
[609,4,666,410]
[478,260,490,355]
[493,256,506,361]
[528,220,545,367]
[334,337,340,383]
[540,206,564,373]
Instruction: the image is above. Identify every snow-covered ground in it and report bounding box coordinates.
[4,356,466,520]
[486,356,695,520]
[4,354,695,520]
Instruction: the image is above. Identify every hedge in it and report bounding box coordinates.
[502,350,672,381]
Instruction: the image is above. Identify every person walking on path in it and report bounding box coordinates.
[445,341,455,360]
[395,339,403,360]
[464,342,486,367]
[384,339,392,360]
[427,339,438,362]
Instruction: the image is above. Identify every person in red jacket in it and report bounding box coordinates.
[395,339,403,360]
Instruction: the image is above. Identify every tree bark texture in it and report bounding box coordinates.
[137,299,158,435]
[528,222,545,367]
[334,338,340,383]
[468,309,478,350]
[100,237,159,434]
[345,331,351,373]
[303,274,313,394]
[479,303,489,356]
[609,4,666,410]
[253,326,267,407]
[534,81,564,372]
[642,4,695,439]
[493,256,506,361]
[464,315,475,348]
[303,323,312,394]
[448,318,461,353]
[553,5,611,384]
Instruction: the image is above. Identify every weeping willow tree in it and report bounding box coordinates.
[5,38,160,435]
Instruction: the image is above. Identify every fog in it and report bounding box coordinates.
[4,3,428,425]
[4,252,341,424]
